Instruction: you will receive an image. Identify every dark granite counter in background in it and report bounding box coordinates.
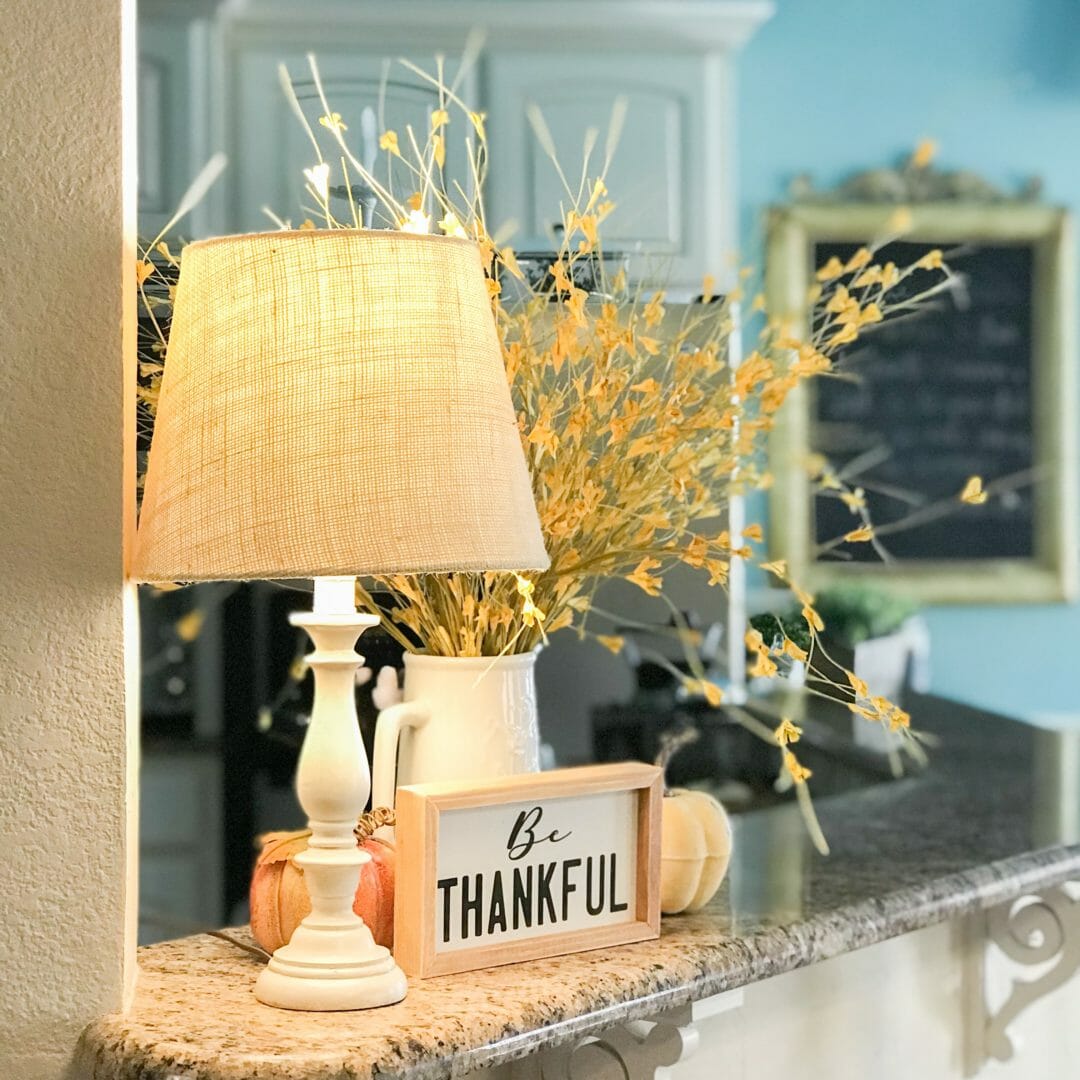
[80,695,1080,1080]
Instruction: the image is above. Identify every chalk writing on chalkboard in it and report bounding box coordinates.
[812,239,1035,563]
[768,201,1073,602]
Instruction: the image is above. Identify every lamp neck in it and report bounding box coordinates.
[312,575,358,615]
[288,605,379,832]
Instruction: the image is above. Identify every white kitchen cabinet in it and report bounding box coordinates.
[139,749,223,945]
[484,50,734,292]
[139,1,772,282]
[225,47,474,234]
[138,0,220,239]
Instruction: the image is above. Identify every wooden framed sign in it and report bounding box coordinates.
[393,762,662,978]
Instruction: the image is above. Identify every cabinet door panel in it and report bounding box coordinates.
[486,52,725,290]
[229,50,468,234]
[138,20,197,238]
[139,752,223,943]
[525,87,683,252]
[139,8,219,239]
[138,853,210,944]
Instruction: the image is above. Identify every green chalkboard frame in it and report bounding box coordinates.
[766,202,1077,604]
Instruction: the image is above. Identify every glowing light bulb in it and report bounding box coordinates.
[401,208,432,234]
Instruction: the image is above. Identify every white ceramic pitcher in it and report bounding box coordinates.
[370,651,541,819]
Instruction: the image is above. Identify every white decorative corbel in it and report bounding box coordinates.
[964,884,1080,1075]
[509,991,743,1080]
[550,1004,698,1080]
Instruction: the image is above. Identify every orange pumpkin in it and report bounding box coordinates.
[250,829,396,953]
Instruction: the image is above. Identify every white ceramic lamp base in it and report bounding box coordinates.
[255,919,406,1011]
[254,578,407,1011]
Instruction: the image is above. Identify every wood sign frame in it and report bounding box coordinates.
[393,762,662,978]
[766,201,1077,603]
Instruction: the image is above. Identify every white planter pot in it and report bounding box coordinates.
[371,652,541,816]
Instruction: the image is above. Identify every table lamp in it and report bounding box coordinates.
[131,229,549,1011]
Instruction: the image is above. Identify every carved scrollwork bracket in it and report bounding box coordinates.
[984,886,1080,1061]
[508,993,743,1080]
[965,884,1080,1075]
[534,1004,698,1080]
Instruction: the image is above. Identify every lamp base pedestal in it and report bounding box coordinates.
[253,594,407,1012]
[254,938,407,1012]
[255,843,406,1010]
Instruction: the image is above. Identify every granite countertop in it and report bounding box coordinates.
[80,695,1080,1080]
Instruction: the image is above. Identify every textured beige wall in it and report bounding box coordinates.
[0,1,138,1077]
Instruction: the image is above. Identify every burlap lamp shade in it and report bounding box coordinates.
[131,229,549,581]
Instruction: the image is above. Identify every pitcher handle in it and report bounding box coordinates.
[371,700,431,839]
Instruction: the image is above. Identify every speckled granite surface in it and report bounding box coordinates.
[79,696,1080,1080]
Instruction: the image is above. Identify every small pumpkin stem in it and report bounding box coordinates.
[655,727,700,795]
[355,805,395,840]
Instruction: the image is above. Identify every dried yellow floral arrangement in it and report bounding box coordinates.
[136,55,972,850]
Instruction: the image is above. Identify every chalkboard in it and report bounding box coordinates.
[767,203,1075,603]
[812,239,1035,563]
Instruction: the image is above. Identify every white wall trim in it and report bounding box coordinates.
[220,0,775,52]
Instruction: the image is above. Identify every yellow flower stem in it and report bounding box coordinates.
[136,274,167,355]
[398,56,478,123]
[403,123,435,208]
[304,57,407,223]
[352,580,416,652]
[632,648,694,687]
[886,742,904,780]
[525,101,577,205]
[278,63,324,166]
[795,780,830,856]
[719,704,781,746]
[583,605,703,641]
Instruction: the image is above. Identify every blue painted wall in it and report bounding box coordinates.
[738,0,1080,721]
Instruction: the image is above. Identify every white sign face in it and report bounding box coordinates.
[394,763,662,978]
[434,790,637,952]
